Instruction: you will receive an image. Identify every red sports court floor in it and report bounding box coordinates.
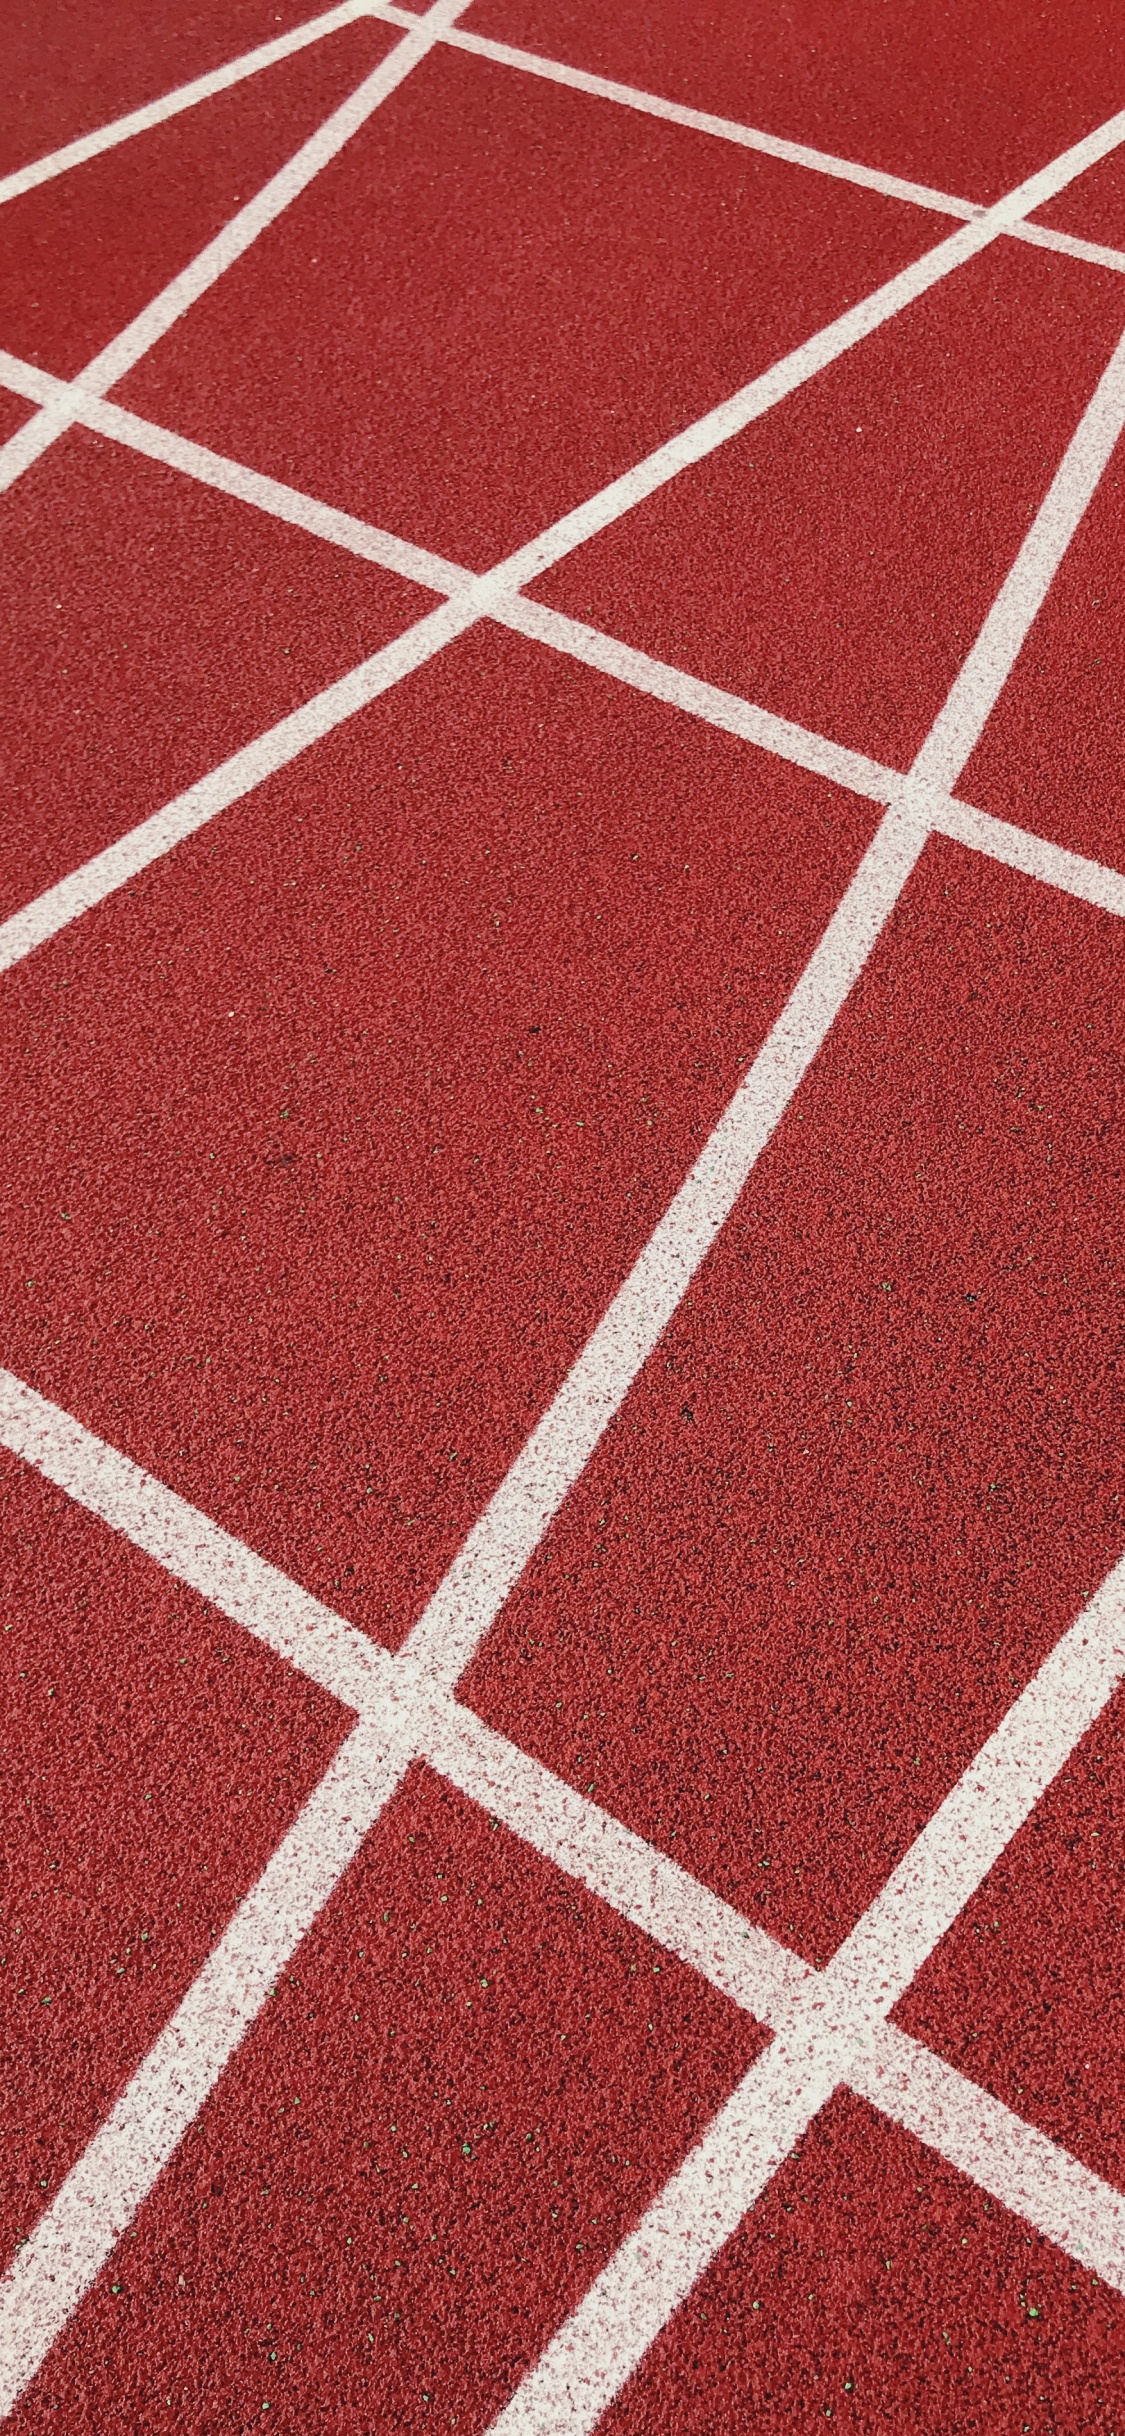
[3,2,1125,2427]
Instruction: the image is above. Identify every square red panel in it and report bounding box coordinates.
[116,46,943,568]
[463,839,1125,1963]
[596,2091,1125,2431]
[461,0,1125,206]
[0,622,877,1648]
[8,1766,763,2433]
[0,19,399,378]
[896,1687,1125,2195]
[961,438,1125,871]
[0,1445,345,2274]
[1,0,343,180]
[0,425,429,924]
[535,242,1125,775]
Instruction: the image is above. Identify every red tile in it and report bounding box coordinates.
[0,19,398,379]
[896,1688,1125,2194]
[0,1446,345,2274]
[118,45,943,567]
[8,1766,763,2433]
[0,426,429,925]
[597,2090,1125,2432]
[536,243,1125,775]
[1031,146,1125,251]
[1,0,345,179]
[463,841,1125,1962]
[960,438,1125,871]
[0,623,877,1648]
[462,0,1125,206]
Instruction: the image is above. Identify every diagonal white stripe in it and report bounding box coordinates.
[0,0,470,499]
[0,1,379,207]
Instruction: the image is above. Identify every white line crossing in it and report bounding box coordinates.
[7,0,1125,291]
[471,253,1125,2428]
[0,794,930,2407]
[3,83,1125,980]
[5,27,1125,2431]
[3,1365,1124,2429]
[0,0,378,208]
[0,0,471,499]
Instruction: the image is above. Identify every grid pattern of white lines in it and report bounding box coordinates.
[3,6,1125,2423]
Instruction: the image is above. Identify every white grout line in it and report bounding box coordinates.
[0,0,470,500]
[0,1721,413,2423]
[0,0,379,208]
[371,4,1125,279]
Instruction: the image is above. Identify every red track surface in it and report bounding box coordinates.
[3,5,1125,2430]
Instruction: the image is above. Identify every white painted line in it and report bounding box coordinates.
[0,0,470,499]
[5,0,1121,307]
[826,1548,1125,2013]
[4,1356,1125,2404]
[855,2025,1125,2293]
[497,595,898,801]
[473,272,1125,2425]
[399,10,980,220]
[0,797,926,2409]
[372,0,1125,283]
[909,321,1125,795]
[1012,219,1125,276]
[0,590,479,977]
[420,1696,815,2025]
[1,91,1122,970]
[470,98,1125,604]
[7,91,1125,2413]
[404,802,930,1688]
[5,345,1125,931]
[0,1369,394,1717]
[435,1700,1125,2302]
[935,797,1125,918]
[0,346,468,596]
[0,0,376,208]
[486,2032,840,2436]
[5,360,1125,940]
[0,1721,412,2423]
[478,1542,1125,2435]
